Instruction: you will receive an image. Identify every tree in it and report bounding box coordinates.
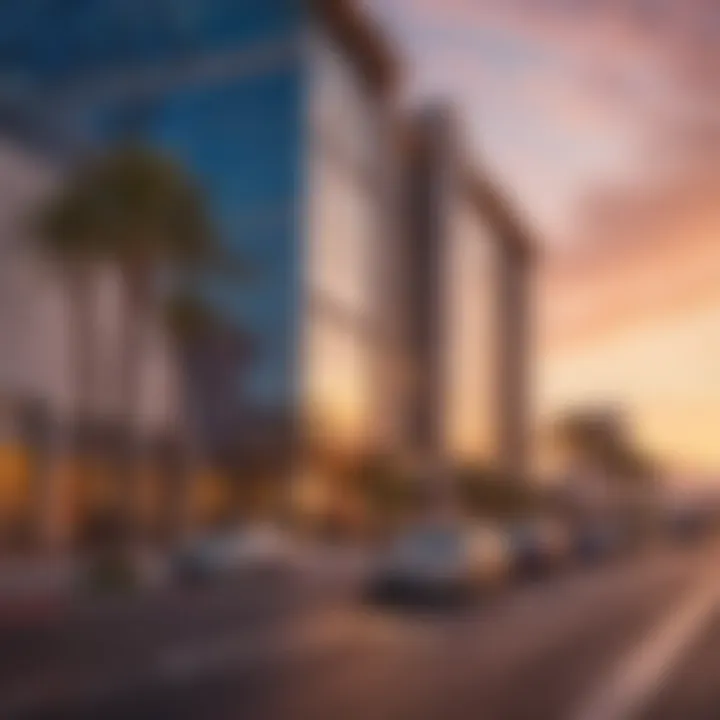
[162,290,217,539]
[164,289,258,534]
[40,144,233,539]
[79,147,214,419]
[553,412,655,485]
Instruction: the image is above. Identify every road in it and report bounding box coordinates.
[2,543,720,720]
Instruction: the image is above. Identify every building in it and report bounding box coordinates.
[0,0,534,537]
[0,0,399,525]
[397,107,534,481]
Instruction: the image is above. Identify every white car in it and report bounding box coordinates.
[370,522,511,603]
[174,524,293,583]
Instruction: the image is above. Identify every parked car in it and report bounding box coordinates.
[173,524,293,584]
[508,519,571,577]
[369,522,511,604]
[572,522,626,564]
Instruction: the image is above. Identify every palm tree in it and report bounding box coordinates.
[77,145,226,537]
[163,290,217,539]
[40,145,232,540]
[554,412,655,485]
[165,289,259,533]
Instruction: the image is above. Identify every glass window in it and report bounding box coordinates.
[0,0,301,87]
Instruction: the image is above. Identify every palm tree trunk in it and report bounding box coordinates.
[174,361,201,543]
[38,269,96,551]
[117,270,149,542]
[25,398,52,551]
[67,271,97,545]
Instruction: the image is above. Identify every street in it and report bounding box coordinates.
[3,543,720,720]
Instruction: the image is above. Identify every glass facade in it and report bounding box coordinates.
[0,1,302,92]
[0,1,308,428]
[0,2,533,537]
[0,0,397,466]
[0,1,522,473]
[442,190,498,464]
[130,69,304,412]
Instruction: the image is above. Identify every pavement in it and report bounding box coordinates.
[2,542,720,720]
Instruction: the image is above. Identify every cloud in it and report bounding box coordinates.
[366,0,720,469]
[370,0,720,332]
[370,0,717,243]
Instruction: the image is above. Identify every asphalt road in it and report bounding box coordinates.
[3,543,720,720]
[638,591,720,720]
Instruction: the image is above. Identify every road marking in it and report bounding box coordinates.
[572,574,720,720]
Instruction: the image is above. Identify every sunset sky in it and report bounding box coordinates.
[368,0,720,474]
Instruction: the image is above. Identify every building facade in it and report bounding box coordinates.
[398,107,533,480]
[0,0,399,526]
[0,0,533,538]
[1,0,393,418]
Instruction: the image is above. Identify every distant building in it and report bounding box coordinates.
[396,107,534,480]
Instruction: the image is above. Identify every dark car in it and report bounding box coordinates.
[573,522,625,564]
[508,520,571,578]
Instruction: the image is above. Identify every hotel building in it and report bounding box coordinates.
[0,0,533,539]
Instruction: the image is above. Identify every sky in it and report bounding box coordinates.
[368,0,720,475]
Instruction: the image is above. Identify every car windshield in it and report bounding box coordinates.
[395,528,461,559]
